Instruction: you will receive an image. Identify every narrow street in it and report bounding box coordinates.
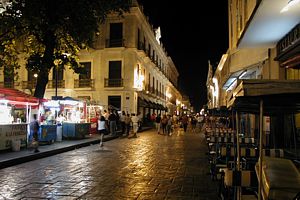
[0,129,218,199]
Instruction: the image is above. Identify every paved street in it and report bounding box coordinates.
[0,129,218,200]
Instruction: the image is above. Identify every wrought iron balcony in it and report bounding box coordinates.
[104,78,123,87]
[0,81,19,88]
[47,80,65,89]
[105,38,124,48]
[22,80,37,89]
[74,79,94,88]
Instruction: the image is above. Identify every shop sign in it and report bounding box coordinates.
[0,124,27,150]
[277,23,300,55]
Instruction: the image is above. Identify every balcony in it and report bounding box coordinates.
[22,80,37,89]
[0,81,19,88]
[104,78,123,87]
[47,80,65,89]
[105,38,124,48]
[74,79,94,88]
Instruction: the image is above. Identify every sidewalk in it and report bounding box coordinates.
[0,126,153,169]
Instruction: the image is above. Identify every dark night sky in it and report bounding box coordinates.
[137,1,229,112]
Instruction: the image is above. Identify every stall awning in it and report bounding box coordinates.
[0,88,39,106]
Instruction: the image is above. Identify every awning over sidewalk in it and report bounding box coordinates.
[138,97,166,110]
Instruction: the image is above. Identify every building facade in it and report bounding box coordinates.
[0,1,182,117]
[207,0,300,109]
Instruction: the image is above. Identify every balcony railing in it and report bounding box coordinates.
[0,81,19,88]
[104,78,123,87]
[74,79,94,88]
[105,38,124,48]
[47,80,65,89]
[22,80,37,89]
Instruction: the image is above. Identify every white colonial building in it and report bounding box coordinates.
[0,1,182,118]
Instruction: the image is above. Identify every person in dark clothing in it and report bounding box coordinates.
[108,110,117,136]
[181,115,188,132]
[30,114,40,153]
[155,114,161,134]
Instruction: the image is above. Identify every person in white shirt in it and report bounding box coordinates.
[120,111,126,136]
[130,113,140,138]
[98,116,107,147]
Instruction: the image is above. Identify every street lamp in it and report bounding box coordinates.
[53,60,62,100]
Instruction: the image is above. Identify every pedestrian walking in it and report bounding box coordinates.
[166,115,173,136]
[130,113,139,138]
[181,115,188,132]
[191,116,197,133]
[155,114,161,134]
[161,114,168,135]
[125,113,132,136]
[108,110,117,136]
[120,111,126,136]
[97,116,107,147]
[30,114,40,153]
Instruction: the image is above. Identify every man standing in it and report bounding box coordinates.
[155,114,161,134]
[130,113,140,138]
[30,114,40,153]
[108,110,117,136]
[120,111,126,136]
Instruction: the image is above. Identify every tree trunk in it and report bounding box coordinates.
[34,69,50,98]
[34,32,56,99]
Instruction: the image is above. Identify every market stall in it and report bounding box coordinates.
[60,97,90,139]
[0,88,39,151]
[87,104,103,134]
[35,100,58,143]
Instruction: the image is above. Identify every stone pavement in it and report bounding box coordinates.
[0,128,218,199]
[0,127,152,169]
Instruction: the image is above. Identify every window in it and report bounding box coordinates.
[105,61,122,87]
[108,96,121,110]
[109,23,123,47]
[109,61,122,79]
[3,66,14,88]
[79,62,91,79]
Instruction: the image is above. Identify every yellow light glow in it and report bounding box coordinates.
[166,92,172,99]
[133,67,144,91]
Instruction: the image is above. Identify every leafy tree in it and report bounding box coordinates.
[0,0,131,98]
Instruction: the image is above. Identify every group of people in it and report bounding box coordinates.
[153,113,205,135]
[97,110,142,147]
